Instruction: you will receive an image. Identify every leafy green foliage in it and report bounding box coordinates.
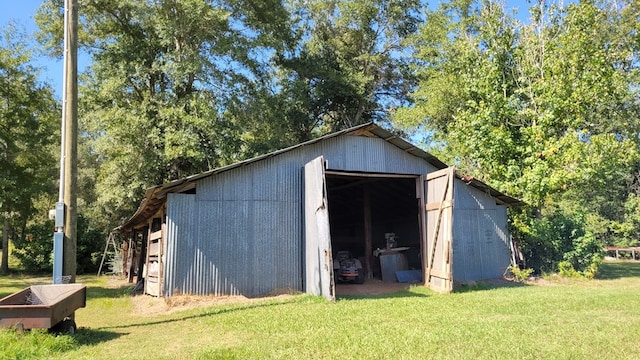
[395,0,640,274]
[36,0,280,229]
[0,23,58,272]
[508,265,533,282]
[13,215,104,274]
[235,0,422,156]
[12,220,53,273]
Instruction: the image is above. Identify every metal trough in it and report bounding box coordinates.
[0,284,86,331]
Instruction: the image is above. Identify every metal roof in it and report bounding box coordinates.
[117,122,523,231]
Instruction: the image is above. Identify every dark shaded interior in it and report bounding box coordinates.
[326,173,422,280]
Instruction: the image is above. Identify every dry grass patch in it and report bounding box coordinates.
[131,292,299,316]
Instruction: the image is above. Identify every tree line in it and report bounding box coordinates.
[1,0,638,275]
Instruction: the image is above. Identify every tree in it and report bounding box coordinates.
[36,0,294,230]
[0,24,59,273]
[395,0,640,273]
[232,0,422,156]
[35,0,425,231]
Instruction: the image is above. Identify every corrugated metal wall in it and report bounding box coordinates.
[451,182,511,282]
[164,135,437,297]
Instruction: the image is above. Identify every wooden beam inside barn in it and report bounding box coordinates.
[364,184,373,279]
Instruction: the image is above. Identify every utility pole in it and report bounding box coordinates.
[64,0,78,283]
[58,0,78,284]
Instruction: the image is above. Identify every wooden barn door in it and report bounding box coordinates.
[418,167,455,293]
[304,156,335,301]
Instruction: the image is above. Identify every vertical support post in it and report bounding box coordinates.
[122,240,129,276]
[136,227,149,286]
[128,231,137,283]
[2,214,9,273]
[363,184,373,279]
[62,0,79,284]
[416,175,427,284]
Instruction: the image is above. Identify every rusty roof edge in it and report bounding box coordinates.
[454,171,525,207]
[115,186,163,232]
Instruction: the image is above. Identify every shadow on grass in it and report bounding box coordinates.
[453,278,528,293]
[337,279,529,299]
[86,285,135,300]
[337,288,431,301]
[596,261,640,280]
[95,298,296,331]
[75,327,126,345]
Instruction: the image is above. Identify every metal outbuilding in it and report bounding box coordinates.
[118,123,523,300]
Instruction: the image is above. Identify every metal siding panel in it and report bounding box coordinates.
[454,180,497,210]
[321,136,436,174]
[194,201,220,295]
[452,207,511,282]
[344,137,385,172]
[494,206,511,277]
[479,210,497,279]
[452,211,476,282]
[164,193,197,297]
[197,136,437,202]
[175,154,304,297]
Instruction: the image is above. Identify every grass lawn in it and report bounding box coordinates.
[1,261,640,359]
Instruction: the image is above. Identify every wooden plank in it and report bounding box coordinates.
[324,170,417,179]
[148,241,160,256]
[426,171,450,181]
[426,199,453,211]
[159,218,165,297]
[149,230,162,241]
[425,167,456,293]
[304,156,335,301]
[429,268,452,280]
[146,276,159,297]
[444,168,455,291]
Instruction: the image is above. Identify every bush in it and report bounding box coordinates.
[513,208,604,277]
[508,265,534,282]
[562,232,604,276]
[12,214,104,274]
[558,261,581,278]
[13,220,54,273]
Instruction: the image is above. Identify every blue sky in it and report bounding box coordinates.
[1,0,65,97]
[1,0,539,98]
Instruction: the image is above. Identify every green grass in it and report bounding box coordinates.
[2,261,640,359]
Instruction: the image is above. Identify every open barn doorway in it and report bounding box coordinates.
[325,171,423,294]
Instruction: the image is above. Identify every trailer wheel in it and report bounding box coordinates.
[49,318,76,335]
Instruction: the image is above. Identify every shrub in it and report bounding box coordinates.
[508,265,534,282]
[557,261,581,278]
[12,220,54,273]
[12,214,104,274]
[513,208,604,277]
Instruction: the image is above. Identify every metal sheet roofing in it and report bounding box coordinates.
[117,122,524,232]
